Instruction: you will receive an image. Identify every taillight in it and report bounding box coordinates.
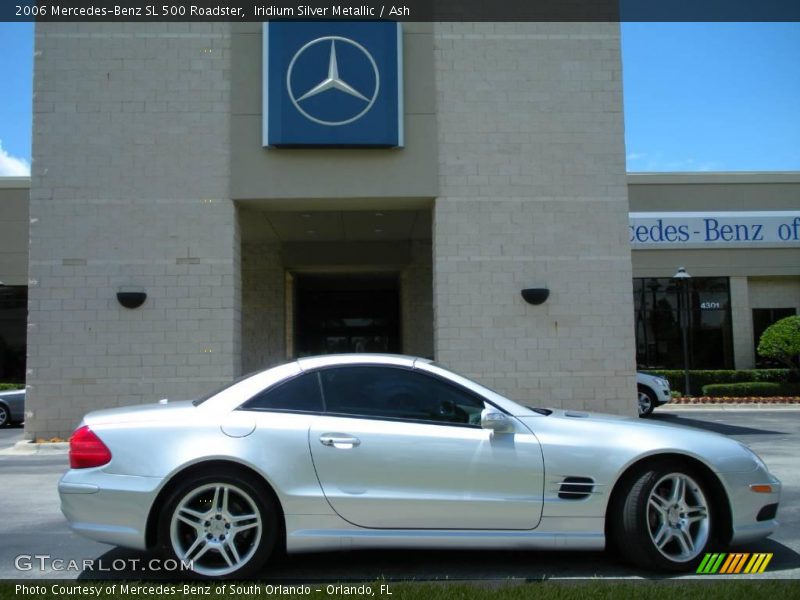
[69,425,112,469]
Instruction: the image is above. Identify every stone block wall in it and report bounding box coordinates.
[432,23,636,412]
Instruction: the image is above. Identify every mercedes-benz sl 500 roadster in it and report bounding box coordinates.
[59,354,781,578]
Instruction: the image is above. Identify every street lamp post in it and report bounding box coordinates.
[673,266,692,397]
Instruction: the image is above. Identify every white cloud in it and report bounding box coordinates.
[0,140,30,176]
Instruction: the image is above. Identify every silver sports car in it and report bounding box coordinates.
[59,354,781,578]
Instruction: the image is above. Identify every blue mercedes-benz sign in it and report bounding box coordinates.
[264,21,404,148]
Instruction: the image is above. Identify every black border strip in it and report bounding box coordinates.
[3,1,800,23]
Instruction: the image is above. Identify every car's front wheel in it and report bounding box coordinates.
[637,386,656,417]
[614,463,714,571]
[0,403,10,427]
[159,470,278,578]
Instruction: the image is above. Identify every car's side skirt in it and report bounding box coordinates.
[284,515,606,553]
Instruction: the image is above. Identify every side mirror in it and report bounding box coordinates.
[480,408,514,434]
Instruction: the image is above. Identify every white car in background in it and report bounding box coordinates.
[637,372,672,417]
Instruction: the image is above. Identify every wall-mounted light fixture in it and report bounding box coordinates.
[521,287,550,305]
[116,286,147,309]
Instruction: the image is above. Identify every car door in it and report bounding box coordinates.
[308,365,544,530]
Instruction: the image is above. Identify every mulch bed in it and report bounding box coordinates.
[673,396,800,404]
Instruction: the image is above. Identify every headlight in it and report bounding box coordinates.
[739,442,768,471]
[657,378,670,389]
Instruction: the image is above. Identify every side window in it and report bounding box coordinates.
[240,373,323,413]
[320,366,486,426]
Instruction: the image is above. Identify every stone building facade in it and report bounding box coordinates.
[17,22,635,437]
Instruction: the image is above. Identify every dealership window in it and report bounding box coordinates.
[0,286,27,384]
[633,277,733,369]
[753,308,797,368]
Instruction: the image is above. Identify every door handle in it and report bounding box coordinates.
[319,434,361,449]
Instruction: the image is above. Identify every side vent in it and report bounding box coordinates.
[558,476,595,500]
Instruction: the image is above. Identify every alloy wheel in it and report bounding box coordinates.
[646,472,710,562]
[638,391,653,416]
[169,482,263,577]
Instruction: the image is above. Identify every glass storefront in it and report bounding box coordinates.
[293,274,401,357]
[0,286,27,383]
[634,277,733,369]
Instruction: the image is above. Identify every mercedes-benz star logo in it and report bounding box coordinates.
[287,36,380,126]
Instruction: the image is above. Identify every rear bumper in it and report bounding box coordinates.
[59,469,163,551]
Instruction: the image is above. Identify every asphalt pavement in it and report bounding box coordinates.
[0,425,24,450]
[0,410,798,581]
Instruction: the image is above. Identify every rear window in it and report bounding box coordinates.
[192,372,256,406]
[239,373,323,413]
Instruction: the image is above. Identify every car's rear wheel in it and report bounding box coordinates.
[0,403,9,427]
[159,471,278,578]
[637,386,656,417]
[614,463,714,571]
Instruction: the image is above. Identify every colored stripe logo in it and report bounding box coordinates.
[696,553,773,574]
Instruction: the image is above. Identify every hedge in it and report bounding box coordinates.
[640,369,793,395]
[702,381,800,398]
[0,383,24,391]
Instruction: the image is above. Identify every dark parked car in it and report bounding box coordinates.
[0,388,25,426]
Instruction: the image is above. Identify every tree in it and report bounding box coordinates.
[757,316,800,375]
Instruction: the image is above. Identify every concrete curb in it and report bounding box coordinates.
[0,440,69,455]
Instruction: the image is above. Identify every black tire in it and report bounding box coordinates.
[0,403,10,427]
[158,469,279,579]
[612,462,715,571]
[637,386,656,417]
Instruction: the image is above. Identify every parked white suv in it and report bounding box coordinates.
[636,372,672,417]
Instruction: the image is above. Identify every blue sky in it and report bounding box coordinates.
[0,22,32,175]
[1,22,799,174]
[621,22,800,172]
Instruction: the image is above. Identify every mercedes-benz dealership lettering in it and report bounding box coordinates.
[629,212,800,248]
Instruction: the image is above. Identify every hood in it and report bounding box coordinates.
[518,408,762,474]
[637,372,669,387]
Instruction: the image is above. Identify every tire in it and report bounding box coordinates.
[637,386,656,417]
[0,403,9,427]
[613,462,715,571]
[158,469,279,579]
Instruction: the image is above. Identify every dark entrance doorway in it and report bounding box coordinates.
[294,273,401,357]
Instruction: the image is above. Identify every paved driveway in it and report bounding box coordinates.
[0,425,24,450]
[0,410,798,581]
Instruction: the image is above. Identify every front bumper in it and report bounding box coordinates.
[719,469,782,545]
[59,469,164,550]
[657,387,671,404]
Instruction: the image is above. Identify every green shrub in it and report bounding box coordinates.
[758,315,800,373]
[0,383,24,391]
[702,381,800,397]
[641,369,793,395]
